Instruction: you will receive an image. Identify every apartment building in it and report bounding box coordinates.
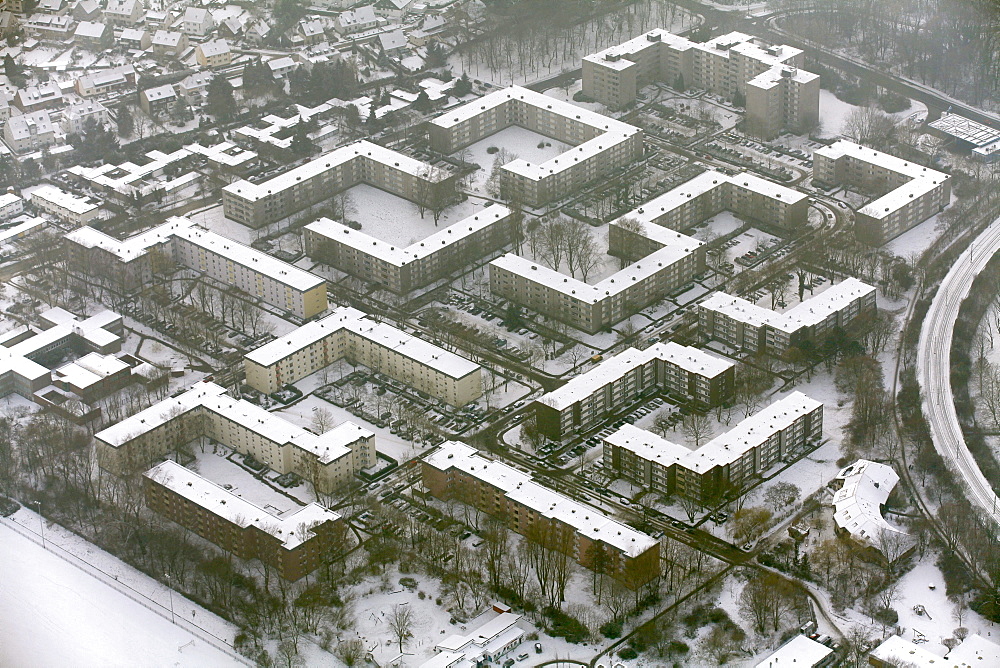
[14,82,64,113]
[102,0,143,25]
[304,205,514,293]
[145,461,346,581]
[30,185,101,226]
[98,381,375,493]
[604,392,823,503]
[491,216,703,333]
[64,217,328,319]
[622,170,809,231]
[582,30,819,139]
[534,342,735,441]
[422,441,660,587]
[427,86,643,207]
[180,6,214,36]
[813,140,951,245]
[244,306,482,406]
[0,307,122,399]
[698,277,876,355]
[222,140,458,228]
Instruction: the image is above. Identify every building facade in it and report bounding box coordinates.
[604,392,823,503]
[99,382,375,493]
[30,185,101,226]
[422,441,660,587]
[698,277,877,355]
[244,306,482,406]
[64,217,328,319]
[813,141,951,245]
[222,140,458,228]
[145,460,347,580]
[534,342,735,441]
[304,205,514,293]
[428,86,643,207]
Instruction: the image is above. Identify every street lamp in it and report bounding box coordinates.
[35,500,45,549]
[165,573,175,624]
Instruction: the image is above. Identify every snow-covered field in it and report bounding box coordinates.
[459,125,571,193]
[0,516,243,668]
[818,89,927,138]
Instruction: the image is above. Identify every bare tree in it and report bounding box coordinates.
[682,413,713,448]
[311,407,335,434]
[763,482,800,513]
[613,217,646,268]
[576,234,603,282]
[842,105,900,152]
[387,604,414,653]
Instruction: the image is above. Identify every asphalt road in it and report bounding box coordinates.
[917,218,1000,528]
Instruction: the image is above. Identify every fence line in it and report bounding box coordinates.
[1,516,251,666]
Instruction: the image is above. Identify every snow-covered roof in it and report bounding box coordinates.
[747,65,819,89]
[928,113,1000,147]
[425,441,658,557]
[427,612,524,667]
[607,392,822,473]
[197,39,229,57]
[491,217,700,305]
[815,141,949,220]
[31,184,99,215]
[151,30,184,47]
[305,205,511,265]
[223,140,443,203]
[378,28,406,51]
[538,342,733,412]
[868,636,944,667]
[246,306,480,380]
[182,7,210,23]
[98,381,372,467]
[142,84,176,101]
[832,459,906,548]
[6,111,55,140]
[432,86,641,181]
[754,635,832,668]
[338,6,377,27]
[185,141,256,168]
[948,635,1000,665]
[65,216,323,292]
[700,277,875,334]
[74,20,107,38]
[52,352,129,390]
[146,460,342,550]
[616,170,806,228]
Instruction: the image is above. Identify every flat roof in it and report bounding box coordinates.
[145,460,341,550]
[700,277,875,333]
[425,441,658,557]
[304,204,511,265]
[98,381,371,465]
[832,459,906,546]
[537,342,733,411]
[223,140,442,203]
[607,392,821,472]
[815,140,947,182]
[30,184,100,215]
[245,306,480,380]
[754,635,833,668]
[490,223,700,304]
[928,113,1000,147]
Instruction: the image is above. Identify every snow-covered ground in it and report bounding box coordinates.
[818,90,927,138]
[347,184,483,247]
[458,125,571,193]
[0,516,244,668]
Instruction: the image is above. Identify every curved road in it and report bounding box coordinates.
[917,218,1000,528]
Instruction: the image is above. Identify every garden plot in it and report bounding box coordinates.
[344,183,482,247]
[457,125,572,193]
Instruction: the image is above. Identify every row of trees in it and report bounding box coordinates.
[524,216,604,281]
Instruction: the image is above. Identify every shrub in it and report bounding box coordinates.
[543,607,589,643]
[486,146,499,154]
[599,620,622,639]
[618,648,638,660]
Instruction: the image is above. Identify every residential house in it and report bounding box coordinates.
[195,39,231,68]
[177,72,212,104]
[266,56,297,80]
[378,28,406,53]
[119,28,150,50]
[151,30,188,58]
[4,110,58,153]
[298,18,325,45]
[335,6,377,35]
[75,64,136,97]
[374,0,414,20]
[139,84,177,117]
[13,83,63,112]
[102,0,142,26]
[62,99,109,134]
[72,20,110,48]
[181,7,214,36]
[23,13,75,41]
[73,0,101,21]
